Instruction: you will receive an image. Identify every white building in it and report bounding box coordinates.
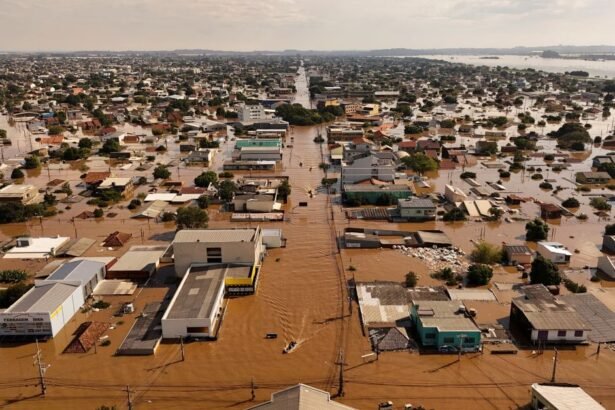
[238,103,267,122]
[444,184,467,203]
[537,242,572,264]
[161,265,226,339]
[4,236,71,259]
[0,258,107,337]
[597,255,615,279]
[172,228,265,278]
[531,383,605,410]
[341,152,396,184]
[0,184,40,205]
[248,384,357,410]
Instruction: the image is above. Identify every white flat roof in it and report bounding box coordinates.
[532,384,605,410]
[4,237,70,259]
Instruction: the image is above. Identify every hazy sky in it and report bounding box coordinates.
[1,0,613,51]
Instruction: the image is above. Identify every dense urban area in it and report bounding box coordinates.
[1,53,615,410]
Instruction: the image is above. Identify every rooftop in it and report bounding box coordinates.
[174,228,258,243]
[398,197,435,209]
[108,246,166,272]
[46,260,105,283]
[164,265,225,320]
[513,285,589,331]
[414,301,480,332]
[248,383,356,410]
[6,282,80,313]
[532,383,605,410]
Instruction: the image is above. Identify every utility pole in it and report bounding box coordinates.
[550,348,558,383]
[250,377,256,401]
[180,336,185,361]
[126,385,133,410]
[336,349,345,397]
[458,334,467,362]
[34,339,47,396]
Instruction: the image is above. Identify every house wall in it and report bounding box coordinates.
[536,245,570,264]
[598,256,615,279]
[508,252,533,265]
[530,329,588,343]
[173,237,264,278]
[399,207,436,220]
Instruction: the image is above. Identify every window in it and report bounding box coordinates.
[425,333,436,339]
[574,330,584,337]
[207,247,222,263]
[537,330,548,340]
[443,337,454,344]
[187,326,209,334]
[557,330,567,337]
[463,337,474,344]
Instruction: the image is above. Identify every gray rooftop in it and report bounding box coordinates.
[108,246,166,272]
[174,228,258,243]
[513,285,590,331]
[414,301,480,332]
[7,282,80,313]
[47,260,105,283]
[165,266,225,320]
[399,197,435,209]
[343,184,412,193]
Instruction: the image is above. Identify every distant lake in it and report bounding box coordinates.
[420,54,615,78]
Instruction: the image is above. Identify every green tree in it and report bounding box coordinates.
[443,207,467,221]
[470,242,502,264]
[405,271,418,288]
[196,195,209,209]
[194,171,218,188]
[0,269,28,283]
[93,208,104,218]
[277,179,291,201]
[43,193,57,206]
[23,155,41,169]
[78,138,93,149]
[467,264,493,286]
[530,255,561,286]
[11,168,24,179]
[561,197,580,208]
[99,139,121,154]
[488,207,504,221]
[525,218,549,241]
[153,165,171,180]
[605,224,615,235]
[0,283,34,308]
[218,180,237,202]
[590,197,611,211]
[401,153,438,175]
[176,206,209,229]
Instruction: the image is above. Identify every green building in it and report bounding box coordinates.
[411,301,481,352]
[342,184,413,206]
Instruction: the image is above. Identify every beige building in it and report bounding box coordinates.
[172,228,265,277]
[0,184,39,204]
[248,384,356,410]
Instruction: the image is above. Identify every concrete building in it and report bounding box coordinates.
[342,184,413,205]
[238,103,267,121]
[107,246,166,280]
[504,244,534,265]
[510,285,590,344]
[248,384,356,410]
[238,146,282,161]
[602,235,615,253]
[597,255,615,279]
[536,242,572,264]
[4,236,71,259]
[172,228,265,278]
[341,152,396,184]
[530,383,605,410]
[0,184,39,204]
[444,184,467,203]
[161,265,226,339]
[397,197,436,221]
[410,301,482,352]
[575,171,611,184]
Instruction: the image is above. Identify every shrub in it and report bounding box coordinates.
[531,173,543,180]
[539,181,553,190]
[467,264,493,286]
[590,197,611,211]
[405,271,418,288]
[0,270,28,283]
[470,242,503,264]
[442,208,466,221]
[92,300,110,309]
[563,278,587,294]
[561,197,580,208]
[530,256,561,286]
[93,208,104,218]
[525,218,549,241]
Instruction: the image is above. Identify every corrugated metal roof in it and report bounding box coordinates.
[47,260,105,283]
[108,246,166,272]
[174,229,257,243]
[532,384,605,410]
[7,282,79,313]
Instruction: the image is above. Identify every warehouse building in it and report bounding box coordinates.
[45,260,106,300]
[0,282,84,338]
[107,246,167,280]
